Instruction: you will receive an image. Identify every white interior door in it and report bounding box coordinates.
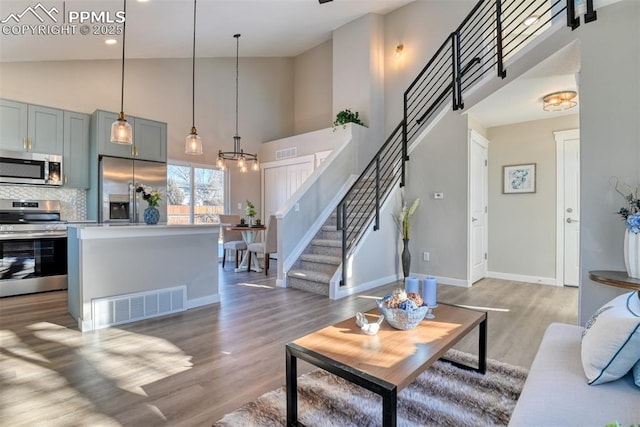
[556,130,580,287]
[286,162,312,199]
[469,130,489,284]
[261,155,315,218]
[263,166,287,218]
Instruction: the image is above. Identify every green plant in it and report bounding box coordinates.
[332,109,364,130]
[245,200,256,218]
[136,185,161,208]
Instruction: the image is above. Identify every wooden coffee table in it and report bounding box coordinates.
[286,303,487,427]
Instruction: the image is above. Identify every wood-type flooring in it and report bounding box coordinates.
[0,265,577,426]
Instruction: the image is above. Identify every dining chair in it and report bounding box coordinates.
[247,215,277,275]
[219,214,246,269]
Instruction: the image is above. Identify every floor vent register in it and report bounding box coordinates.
[92,286,186,329]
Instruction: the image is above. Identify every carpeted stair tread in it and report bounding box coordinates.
[300,254,341,265]
[311,239,342,248]
[287,269,332,284]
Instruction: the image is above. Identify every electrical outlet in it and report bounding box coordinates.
[423,251,430,261]
[433,192,444,200]
[294,203,300,212]
[237,202,242,210]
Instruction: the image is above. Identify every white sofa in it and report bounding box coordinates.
[509,323,640,426]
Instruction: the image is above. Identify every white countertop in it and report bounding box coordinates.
[68,223,219,239]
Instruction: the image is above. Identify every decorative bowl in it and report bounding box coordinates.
[376,299,428,330]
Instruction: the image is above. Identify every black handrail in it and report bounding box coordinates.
[335,0,596,288]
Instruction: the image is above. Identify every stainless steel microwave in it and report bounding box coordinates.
[0,150,63,186]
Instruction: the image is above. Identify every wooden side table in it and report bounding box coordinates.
[589,270,640,298]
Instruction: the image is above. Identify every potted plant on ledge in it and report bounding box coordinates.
[332,108,365,131]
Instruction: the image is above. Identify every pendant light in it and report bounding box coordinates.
[110,0,133,145]
[216,34,259,172]
[185,0,203,155]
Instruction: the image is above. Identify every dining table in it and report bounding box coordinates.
[227,225,266,272]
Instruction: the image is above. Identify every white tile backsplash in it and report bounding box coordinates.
[0,185,87,221]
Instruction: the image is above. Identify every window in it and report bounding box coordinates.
[167,164,225,224]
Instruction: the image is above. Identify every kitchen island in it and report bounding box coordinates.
[67,223,219,331]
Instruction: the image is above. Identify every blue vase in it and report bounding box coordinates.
[144,206,160,225]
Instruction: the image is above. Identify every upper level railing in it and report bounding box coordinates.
[337,0,596,287]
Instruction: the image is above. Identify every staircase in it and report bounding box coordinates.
[287,216,340,295]
[286,0,599,296]
[288,180,376,295]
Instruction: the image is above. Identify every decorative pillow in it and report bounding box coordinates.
[634,359,640,388]
[581,291,640,385]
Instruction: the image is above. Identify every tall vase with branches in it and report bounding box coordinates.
[395,196,420,278]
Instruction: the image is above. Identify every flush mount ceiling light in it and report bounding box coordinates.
[110,0,132,145]
[185,0,203,155]
[216,34,259,173]
[523,14,540,26]
[542,90,578,112]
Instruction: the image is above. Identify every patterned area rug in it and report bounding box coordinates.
[214,349,528,427]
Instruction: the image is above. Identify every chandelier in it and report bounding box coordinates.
[217,34,259,172]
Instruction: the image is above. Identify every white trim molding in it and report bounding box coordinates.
[554,129,580,287]
[487,271,558,286]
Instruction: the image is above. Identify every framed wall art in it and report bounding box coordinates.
[503,163,536,194]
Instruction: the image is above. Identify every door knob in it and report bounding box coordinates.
[472,217,478,222]
[566,218,579,224]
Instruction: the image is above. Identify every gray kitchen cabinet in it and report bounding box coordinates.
[92,110,167,162]
[133,117,167,162]
[0,99,28,151]
[0,99,63,155]
[63,111,91,188]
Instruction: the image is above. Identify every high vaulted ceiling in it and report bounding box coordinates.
[0,0,415,62]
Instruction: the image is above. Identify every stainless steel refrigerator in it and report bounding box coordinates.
[98,156,167,224]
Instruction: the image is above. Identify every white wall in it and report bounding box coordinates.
[293,40,332,134]
[487,115,579,279]
[0,57,295,215]
[577,0,640,324]
[383,0,475,135]
[333,13,386,155]
[405,109,470,282]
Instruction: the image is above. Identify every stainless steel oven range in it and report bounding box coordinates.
[0,199,67,297]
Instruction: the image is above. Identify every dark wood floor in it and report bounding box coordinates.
[0,265,578,426]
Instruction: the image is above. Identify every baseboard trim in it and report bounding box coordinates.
[332,274,401,300]
[185,293,221,309]
[409,273,470,288]
[487,271,558,286]
[276,278,287,288]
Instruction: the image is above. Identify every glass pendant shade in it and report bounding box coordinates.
[252,160,259,171]
[185,0,203,155]
[111,0,132,146]
[237,155,246,169]
[110,113,133,145]
[216,155,226,170]
[185,127,203,155]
